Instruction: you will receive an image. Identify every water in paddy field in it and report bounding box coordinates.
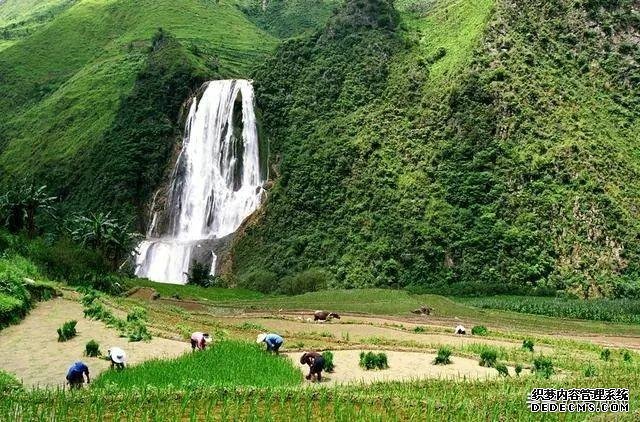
[135,80,264,284]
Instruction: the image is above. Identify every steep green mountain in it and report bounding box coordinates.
[0,0,337,226]
[233,0,640,297]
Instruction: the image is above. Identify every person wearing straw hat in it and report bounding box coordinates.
[256,333,284,354]
[66,361,90,389]
[108,347,126,370]
[190,332,212,351]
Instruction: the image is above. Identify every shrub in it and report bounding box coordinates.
[433,346,452,365]
[85,340,101,357]
[515,364,523,376]
[479,349,498,367]
[471,325,488,336]
[359,351,389,370]
[322,351,335,372]
[186,261,214,287]
[584,364,597,377]
[622,350,632,362]
[532,356,554,379]
[600,348,611,361]
[57,320,77,342]
[238,270,277,293]
[277,268,330,295]
[522,339,534,352]
[495,363,509,377]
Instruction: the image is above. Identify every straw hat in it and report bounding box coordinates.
[256,333,267,344]
[109,347,126,364]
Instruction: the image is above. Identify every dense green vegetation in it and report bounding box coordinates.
[240,0,340,38]
[93,341,301,388]
[234,0,640,297]
[0,250,58,328]
[459,295,640,324]
[2,370,639,420]
[0,0,280,229]
[0,370,22,394]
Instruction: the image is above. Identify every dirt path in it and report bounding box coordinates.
[285,350,510,385]
[0,298,190,388]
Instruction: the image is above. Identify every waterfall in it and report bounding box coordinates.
[135,80,264,284]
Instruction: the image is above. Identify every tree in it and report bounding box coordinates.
[0,185,57,237]
[69,212,140,269]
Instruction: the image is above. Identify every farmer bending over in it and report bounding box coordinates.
[66,361,90,389]
[191,332,212,351]
[300,351,325,382]
[108,347,126,370]
[257,333,284,354]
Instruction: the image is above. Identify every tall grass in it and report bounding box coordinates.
[92,341,301,389]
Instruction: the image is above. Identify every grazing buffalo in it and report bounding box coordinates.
[314,310,341,322]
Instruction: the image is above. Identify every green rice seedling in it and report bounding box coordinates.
[433,346,452,365]
[584,364,597,377]
[57,320,77,342]
[622,350,632,362]
[236,322,266,331]
[125,320,151,342]
[0,370,22,394]
[522,339,534,352]
[471,325,488,336]
[85,340,101,357]
[126,306,147,322]
[479,349,498,367]
[515,364,523,376]
[458,296,640,323]
[600,348,611,361]
[319,331,334,338]
[291,341,305,349]
[495,363,509,377]
[359,352,389,370]
[341,332,350,341]
[532,356,554,379]
[413,326,426,333]
[92,341,301,388]
[322,351,335,372]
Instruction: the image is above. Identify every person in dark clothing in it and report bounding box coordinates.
[300,351,325,382]
[66,361,90,389]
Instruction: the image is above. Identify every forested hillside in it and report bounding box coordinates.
[233,0,640,297]
[0,0,638,297]
[0,0,336,226]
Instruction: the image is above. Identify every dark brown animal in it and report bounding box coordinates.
[411,305,433,316]
[314,310,340,321]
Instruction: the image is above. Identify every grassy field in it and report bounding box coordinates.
[457,296,640,324]
[93,341,301,389]
[127,281,640,337]
[130,279,264,302]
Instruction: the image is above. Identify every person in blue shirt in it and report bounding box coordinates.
[66,361,90,389]
[256,333,284,354]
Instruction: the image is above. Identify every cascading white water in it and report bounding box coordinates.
[135,80,264,284]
